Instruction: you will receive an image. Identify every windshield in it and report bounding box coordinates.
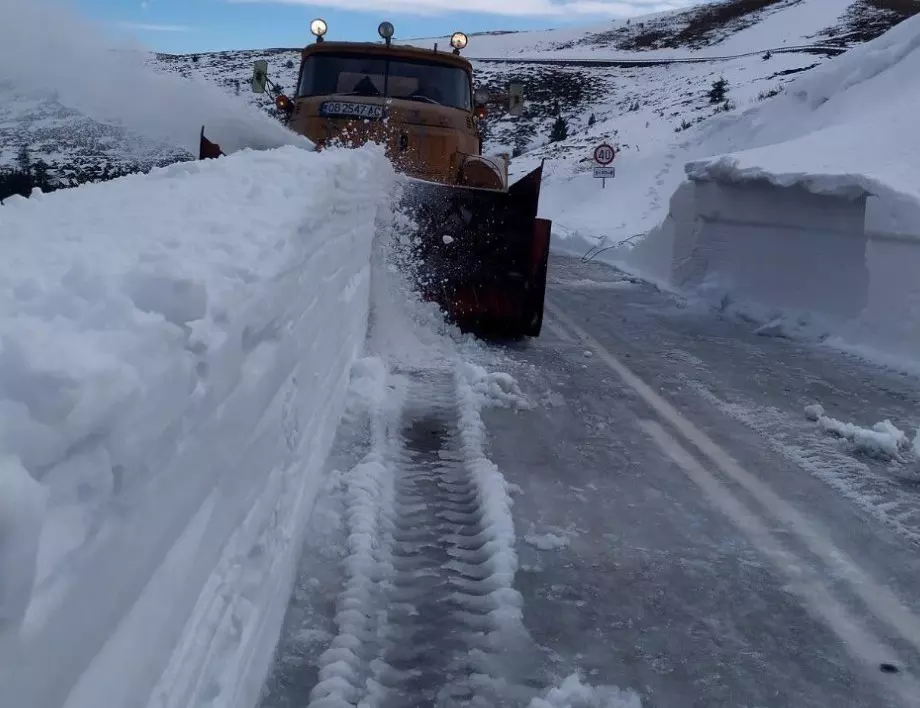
[297,53,472,111]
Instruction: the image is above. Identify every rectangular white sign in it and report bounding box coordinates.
[594,166,616,178]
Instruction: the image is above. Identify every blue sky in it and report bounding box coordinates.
[75,0,695,53]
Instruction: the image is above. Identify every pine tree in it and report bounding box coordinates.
[708,77,728,104]
[0,170,34,201]
[588,113,596,127]
[550,115,568,142]
[16,144,31,173]
[32,159,52,190]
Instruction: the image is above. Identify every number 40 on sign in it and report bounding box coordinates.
[593,142,616,188]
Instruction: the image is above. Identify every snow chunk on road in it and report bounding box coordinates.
[0,144,394,708]
[524,531,570,551]
[805,404,918,461]
[528,672,642,708]
[819,417,909,460]
[804,404,825,421]
[464,362,533,411]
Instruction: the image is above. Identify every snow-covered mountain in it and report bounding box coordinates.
[0,0,916,182]
[413,0,912,57]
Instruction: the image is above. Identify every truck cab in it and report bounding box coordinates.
[198,19,550,338]
[259,20,523,190]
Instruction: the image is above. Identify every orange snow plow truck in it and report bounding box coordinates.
[200,19,551,337]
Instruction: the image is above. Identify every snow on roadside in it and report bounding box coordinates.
[0,143,393,708]
[804,403,919,462]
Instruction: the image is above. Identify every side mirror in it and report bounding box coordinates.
[507,82,524,116]
[474,88,489,104]
[251,60,268,94]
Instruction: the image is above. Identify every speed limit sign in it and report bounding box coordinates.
[594,142,615,165]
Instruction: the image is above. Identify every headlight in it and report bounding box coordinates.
[310,18,327,37]
[450,32,468,50]
[378,21,395,40]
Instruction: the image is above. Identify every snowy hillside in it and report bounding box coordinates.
[415,0,918,57]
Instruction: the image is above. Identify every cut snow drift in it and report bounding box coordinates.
[0,144,393,708]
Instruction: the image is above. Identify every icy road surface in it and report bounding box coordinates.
[260,255,920,708]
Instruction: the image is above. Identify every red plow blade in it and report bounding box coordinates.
[403,162,552,338]
[199,127,224,160]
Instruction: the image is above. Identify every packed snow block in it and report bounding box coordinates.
[671,178,869,320]
[636,180,699,286]
[855,196,920,358]
[0,144,393,708]
[844,236,920,360]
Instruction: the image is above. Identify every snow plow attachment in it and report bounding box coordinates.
[199,128,224,159]
[403,162,551,338]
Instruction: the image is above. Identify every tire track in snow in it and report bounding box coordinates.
[307,365,527,708]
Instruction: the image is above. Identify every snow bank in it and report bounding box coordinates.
[666,179,870,320]
[0,144,393,708]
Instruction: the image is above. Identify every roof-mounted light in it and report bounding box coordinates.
[378,21,395,45]
[310,18,327,41]
[450,32,468,53]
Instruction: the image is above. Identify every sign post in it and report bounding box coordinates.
[593,142,616,188]
[507,83,524,116]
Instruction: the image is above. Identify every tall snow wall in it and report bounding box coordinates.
[0,144,394,708]
[626,176,920,365]
[668,178,870,320]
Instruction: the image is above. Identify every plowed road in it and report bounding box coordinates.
[263,254,920,708]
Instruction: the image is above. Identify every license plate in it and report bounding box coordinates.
[320,101,383,119]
